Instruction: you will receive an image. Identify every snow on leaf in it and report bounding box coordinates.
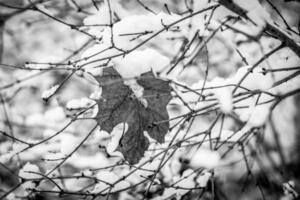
[90,87,102,100]
[113,48,169,78]
[80,43,118,75]
[95,67,172,164]
[106,123,128,157]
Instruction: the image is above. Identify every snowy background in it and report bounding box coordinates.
[0,0,300,199]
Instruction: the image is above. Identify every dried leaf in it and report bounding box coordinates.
[95,67,172,164]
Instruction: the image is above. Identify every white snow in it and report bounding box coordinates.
[196,170,212,187]
[44,106,66,122]
[41,84,59,100]
[25,113,46,126]
[233,0,270,34]
[83,10,111,37]
[102,12,182,50]
[44,152,65,161]
[190,148,221,169]
[247,104,271,127]
[59,133,80,155]
[113,48,169,78]
[80,44,118,76]
[26,106,66,128]
[106,123,127,158]
[173,169,196,195]
[152,188,177,200]
[66,98,95,110]
[36,4,55,15]
[81,11,187,80]
[211,129,239,142]
[6,193,16,200]
[19,162,41,191]
[125,155,164,184]
[91,171,130,193]
[123,79,148,107]
[123,79,144,98]
[229,65,273,91]
[24,63,47,70]
[236,95,271,128]
[83,1,128,37]
[89,88,102,100]
[213,86,233,114]
[84,64,104,76]
[66,152,111,169]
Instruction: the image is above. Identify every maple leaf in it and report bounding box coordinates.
[95,67,172,164]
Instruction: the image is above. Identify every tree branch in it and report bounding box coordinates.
[219,0,300,57]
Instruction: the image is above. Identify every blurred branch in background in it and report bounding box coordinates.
[0,0,299,200]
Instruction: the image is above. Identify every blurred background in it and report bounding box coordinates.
[0,0,300,199]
